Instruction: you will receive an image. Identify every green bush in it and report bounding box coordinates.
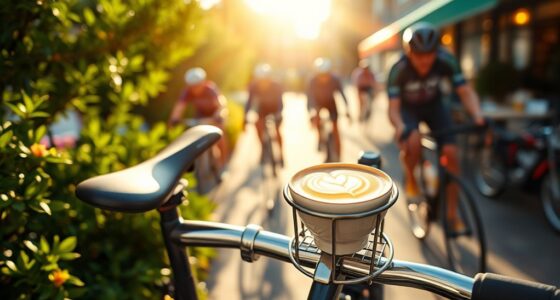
[1,0,218,299]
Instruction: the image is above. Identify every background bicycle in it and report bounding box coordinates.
[259,115,282,213]
[403,124,487,277]
[472,123,560,232]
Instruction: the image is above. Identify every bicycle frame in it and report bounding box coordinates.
[158,190,474,300]
[420,133,487,274]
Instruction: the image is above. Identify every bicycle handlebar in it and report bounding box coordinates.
[172,220,559,300]
[400,122,488,142]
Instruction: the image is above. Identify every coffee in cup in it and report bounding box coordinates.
[288,163,393,255]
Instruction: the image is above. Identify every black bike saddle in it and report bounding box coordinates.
[76,125,222,213]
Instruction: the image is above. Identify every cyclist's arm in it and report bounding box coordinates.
[387,63,405,140]
[442,49,484,125]
[169,90,188,126]
[388,98,405,139]
[456,84,484,125]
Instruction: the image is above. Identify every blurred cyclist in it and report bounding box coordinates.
[244,63,285,166]
[307,57,351,161]
[352,59,377,123]
[169,67,229,166]
[387,22,484,231]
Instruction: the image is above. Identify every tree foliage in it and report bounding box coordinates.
[1,0,216,299]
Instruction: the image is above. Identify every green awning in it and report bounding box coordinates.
[358,0,498,58]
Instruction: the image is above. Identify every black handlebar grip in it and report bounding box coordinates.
[472,273,560,300]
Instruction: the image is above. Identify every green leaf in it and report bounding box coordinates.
[0,130,13,147]
[84,8,96,25]
[24,240,38,253]
[35,125,47,143]
[59,252,81,261]
[18,251,30,269]
[58,236,77,253]
[5,102,25,118]
[39,202,52,216]
[67,275,85,287]
[22,91,34,113]
[40,236,50,253]
[30,112,50,119]
[6,260,17,272]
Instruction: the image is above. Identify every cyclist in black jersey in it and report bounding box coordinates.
[387,22,484,232]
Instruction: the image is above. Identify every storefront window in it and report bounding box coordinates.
[512,28,531,70]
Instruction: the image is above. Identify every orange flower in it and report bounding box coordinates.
[49,269,70,287]
[30,143,48,157]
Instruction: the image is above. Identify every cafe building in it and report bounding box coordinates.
[360,0,560,117]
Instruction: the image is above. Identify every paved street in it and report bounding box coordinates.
[206,90,560,300]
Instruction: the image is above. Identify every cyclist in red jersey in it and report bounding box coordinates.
[307,58,351,161]
[352,59,377,122]
[169,67,229,166]
[244,64,285,166]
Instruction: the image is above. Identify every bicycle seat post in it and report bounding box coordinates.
[158,179,199,300]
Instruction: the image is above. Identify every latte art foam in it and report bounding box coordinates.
[298,169,382,201]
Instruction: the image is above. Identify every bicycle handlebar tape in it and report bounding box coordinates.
[472,273,560,300]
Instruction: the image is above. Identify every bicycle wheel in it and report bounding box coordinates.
[261,129,277,212]
[541,172,560,233]
[406,145,438,240]
[473,144,506,198]
[443,173,486,276]
[194,151,219,194]
[325,131,338,163]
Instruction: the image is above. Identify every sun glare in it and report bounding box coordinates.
[244,0,331,40]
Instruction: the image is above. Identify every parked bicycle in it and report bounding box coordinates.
[75,126,558,300]
[473,123,560,232]
[403,124,487,277]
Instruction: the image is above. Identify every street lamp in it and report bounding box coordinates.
[513,8,530,26]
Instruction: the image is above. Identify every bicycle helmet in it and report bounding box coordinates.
[313,57,332,73]
[402,22,440,53]
[254,63,272,79]
[184,67,207,85]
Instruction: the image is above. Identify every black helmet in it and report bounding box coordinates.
[402,22,440,53]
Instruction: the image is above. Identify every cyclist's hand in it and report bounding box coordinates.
[474,114,485,126]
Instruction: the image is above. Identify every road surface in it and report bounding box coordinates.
[206,90,560,300]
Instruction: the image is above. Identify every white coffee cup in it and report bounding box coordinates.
[288,163,393,255]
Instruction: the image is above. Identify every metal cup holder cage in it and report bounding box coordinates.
[282,183,399,285]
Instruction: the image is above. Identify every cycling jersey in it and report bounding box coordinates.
[246,79,284,117]
[307,74,345,120]
[179,81,222,118]
[352,67,376,91]
[387,48,465,107]
[387,48,466,144]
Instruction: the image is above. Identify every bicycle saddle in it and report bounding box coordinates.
[76,125,222,212]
